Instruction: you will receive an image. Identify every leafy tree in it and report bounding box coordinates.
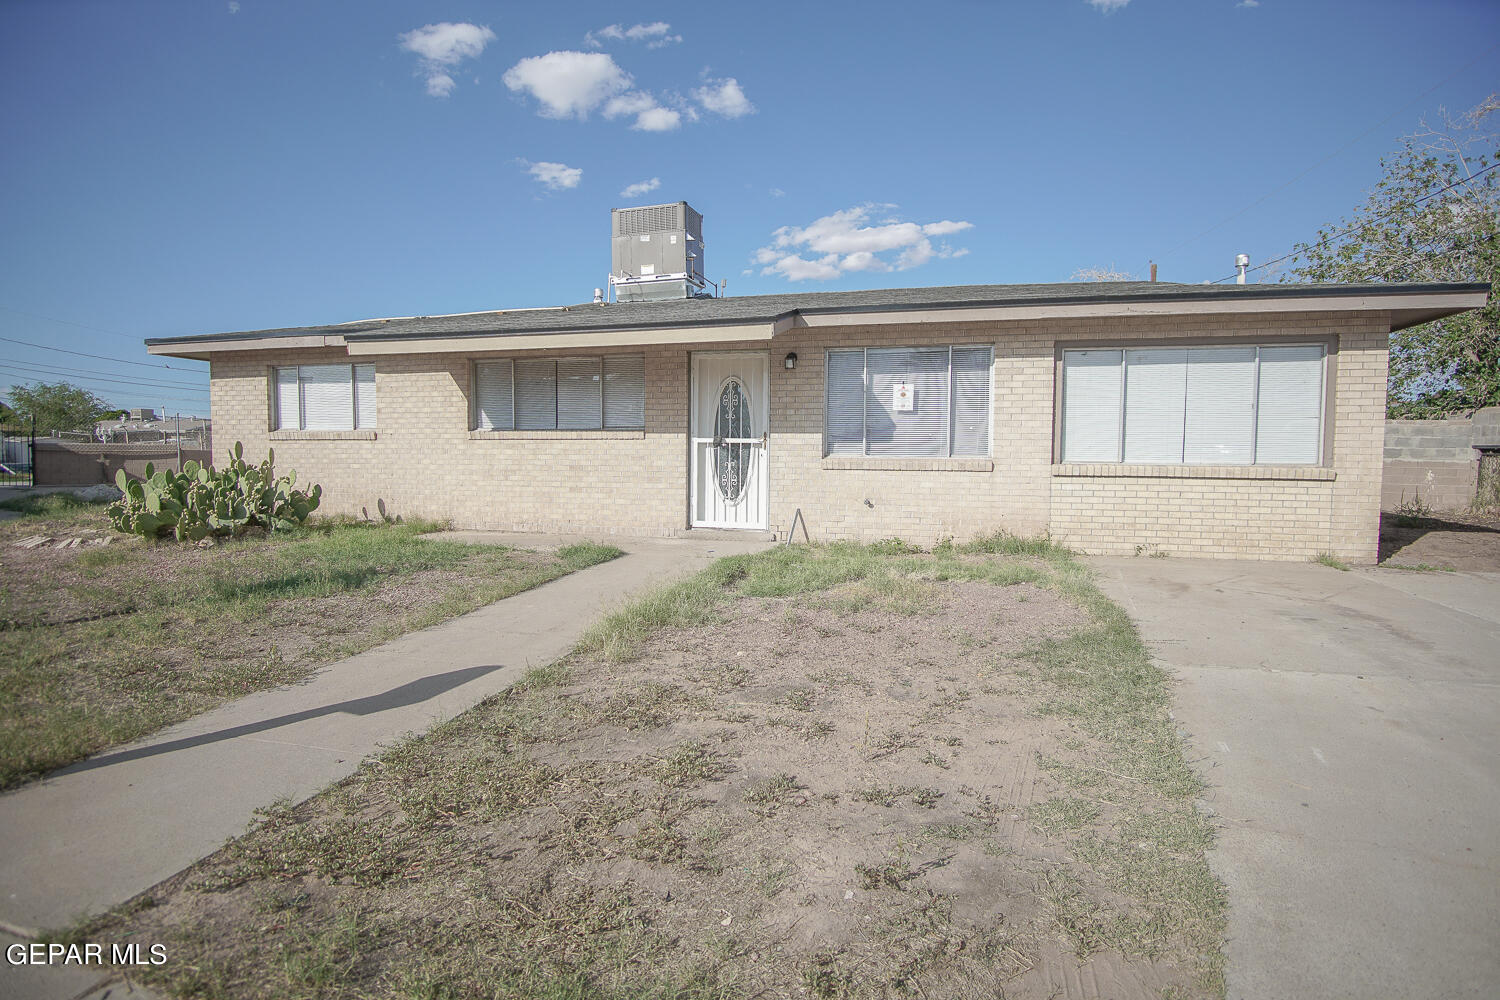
[6,382,113,434]
[1285,95,1498,417]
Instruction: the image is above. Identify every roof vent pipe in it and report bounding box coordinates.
[1235,253,1250,285]
[594,288,604,305]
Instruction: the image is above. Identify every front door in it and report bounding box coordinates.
[690,351,769,529]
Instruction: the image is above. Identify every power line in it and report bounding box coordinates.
[0,373,211,409]
[0,364,209,395]
[1211,160,1500,283]
[0,335,205,371]
[0,304,147,343]
[0,358,209,390]
[1158,40,1500,263]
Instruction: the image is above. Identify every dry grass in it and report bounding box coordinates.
[0,500,620,789]
[72,535,1226,999]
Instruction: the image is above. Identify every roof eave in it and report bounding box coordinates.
[791,289,1492,329]
[146,333,348,361]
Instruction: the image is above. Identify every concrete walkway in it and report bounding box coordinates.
[1092,558,1500,1000]
[0,534,765,947]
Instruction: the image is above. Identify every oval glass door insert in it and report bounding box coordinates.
[714,377,752,503]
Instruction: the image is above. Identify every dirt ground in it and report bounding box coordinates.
[84,545,1224,1000]
[1378,509,1500,571]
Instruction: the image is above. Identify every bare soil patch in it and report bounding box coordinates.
[81,543,1224,999]
[1379,510,1500,571]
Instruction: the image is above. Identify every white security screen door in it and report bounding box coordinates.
[691,352,769,529]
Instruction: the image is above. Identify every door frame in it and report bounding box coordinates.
[689,350,770,530]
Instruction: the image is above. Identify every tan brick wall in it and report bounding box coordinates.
[1038,312,1388,563]
[206,309,1390,561]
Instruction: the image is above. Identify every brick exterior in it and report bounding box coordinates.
[207,309,1390,563]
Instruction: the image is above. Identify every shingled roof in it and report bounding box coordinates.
[144,280,1491,348]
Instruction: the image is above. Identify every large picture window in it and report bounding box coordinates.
[474,355,645,431]
[825,346,992,458]
[1060,344,1326,465]
[274,364,375,431]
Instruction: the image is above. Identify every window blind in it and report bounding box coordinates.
[515,359,558,430]
[866,347,951,457]
[603,355,645,428]
[1062,350,1123,462]
[950,347,993,457]
[353,364,376,429]
[825,350,866,456]
[300,364,355,431]
[275,367,299,431]
[474,361,515,430]
[1255,345,1324,464]
[1123,348,1187,463]
[1060,344,1326,466]
[557,357,602,430]
[825,347,991,457]
[1183,347,1256,464]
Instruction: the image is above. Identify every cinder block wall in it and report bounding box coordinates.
[208,309,1390,561]
[1382,416,1478,511]
[35,441,213,486]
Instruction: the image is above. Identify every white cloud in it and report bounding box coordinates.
[603,91,657,117]
[693,77,755,118]
[1087,0,1131,11]
[424,72,456,97]
[633,106,682,131]
[620,177,662,199]
[922,220,974,237]
[586,22,682,49]
[752,205,974,282]
[523,160,582,191]
[764,254,843,282]
[601,90,682,130]
[1237,0,1260,6]
[769,187,786,198]
[400,22,495,97]
[227,1,239,12]
[839,251,889,273]
[503,51,632,118]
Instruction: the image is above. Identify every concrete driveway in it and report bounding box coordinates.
[1092,558,1500,1000]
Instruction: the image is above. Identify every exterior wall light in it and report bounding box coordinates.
[784,352,798,370]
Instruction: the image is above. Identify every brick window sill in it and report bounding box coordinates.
[1051,463,1335,481]
[468,429,646,441]
[270,430,377,441]
[821,456,995,472]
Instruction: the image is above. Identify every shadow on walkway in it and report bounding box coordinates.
[56,664,505,777]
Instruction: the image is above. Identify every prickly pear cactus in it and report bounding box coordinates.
[105,443,322,541]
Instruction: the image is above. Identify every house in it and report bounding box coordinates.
[94,413,210,444]
[145,203,1488,562]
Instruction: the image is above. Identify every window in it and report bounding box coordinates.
[1060,344,1325,465]
[825,346,993,458]
[474,355,645,430]
[274,364,375,431]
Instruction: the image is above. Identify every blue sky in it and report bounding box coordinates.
[1,0,1496,415]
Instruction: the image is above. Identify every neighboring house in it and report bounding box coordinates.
[144,205,1486,562]
[94,413,210,444]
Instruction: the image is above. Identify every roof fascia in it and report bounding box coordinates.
[146,334,348,361]
[789,290,1490,328]
[343,320,786,356]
